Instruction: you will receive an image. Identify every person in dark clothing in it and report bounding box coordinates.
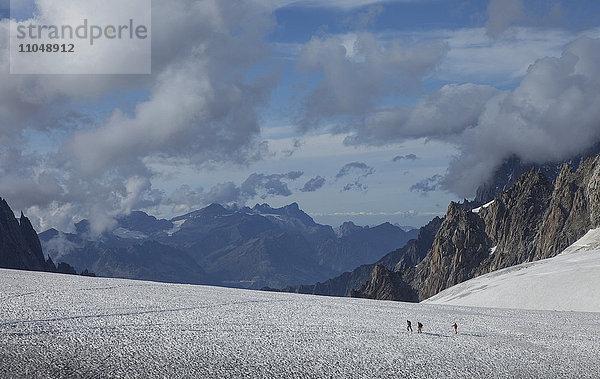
[452,323,458,334]
[407,320,412,332]
[417,322,423,333]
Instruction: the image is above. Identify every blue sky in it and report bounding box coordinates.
[1,0,600,232]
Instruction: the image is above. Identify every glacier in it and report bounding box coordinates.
[1,267,599,378]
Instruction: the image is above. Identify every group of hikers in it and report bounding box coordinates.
[406,320,458,334]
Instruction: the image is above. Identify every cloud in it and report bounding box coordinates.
[0,0,279,231]
[339,36,600,198]
[437,27,578,86]
[410,174,443,194]
[295,31,448,130]
[335,162,374,178]
[352,5,384,29]
[62,0,278,176]
[282,138,304,157]
[241,171,304,199]
[441,36,600,196]
[43,232,83,262]
[484,1,576,40]
[300,176,326,192]
[485,0,525,39]
[342,182,368,192]
[269,0,420,11]
[393,154,418,161]
[343,83,501,145]
[335,162,374,192]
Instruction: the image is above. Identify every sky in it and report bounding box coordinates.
[0,0,600,232]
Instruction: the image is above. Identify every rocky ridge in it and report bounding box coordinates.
[354,154,600,302]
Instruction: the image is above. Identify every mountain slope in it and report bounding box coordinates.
[38,230,213,285]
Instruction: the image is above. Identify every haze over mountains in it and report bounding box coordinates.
[38,203,417,289]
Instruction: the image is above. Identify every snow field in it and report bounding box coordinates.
[426,249,600,312]
[1,269,599,378]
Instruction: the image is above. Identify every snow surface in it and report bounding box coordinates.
[112,227,148,240]
[1,269,599,378]
[560,228,600,255]
[166,219,186,236]
[426,249,600,313]
[471,200,494,214]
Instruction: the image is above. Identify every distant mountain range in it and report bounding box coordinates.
[39,203,418,289]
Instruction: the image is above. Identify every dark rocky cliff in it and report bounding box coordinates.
[0,197,79,273]
[350,264,418,302]
[0,198,48,271]
[536,158,600,259]
[474,144,600,205]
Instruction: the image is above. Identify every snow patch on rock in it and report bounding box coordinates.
[471,200,495,213]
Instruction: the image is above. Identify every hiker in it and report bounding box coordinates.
[452,323,458,334]
[407,320,413,332]
[417,322,423,333]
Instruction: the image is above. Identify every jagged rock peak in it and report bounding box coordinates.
[0,198,47,271]
[285,202,300,211]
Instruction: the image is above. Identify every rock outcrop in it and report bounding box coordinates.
[414,203,491,300]
[350,264,418,302]
[537,157,600,258]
